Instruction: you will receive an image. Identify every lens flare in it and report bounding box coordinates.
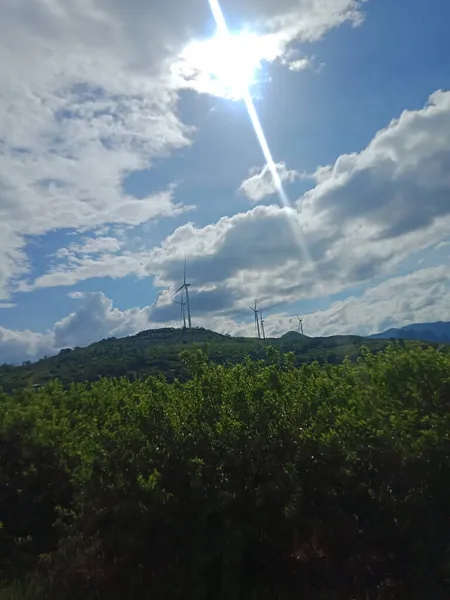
[207,0,310,262]
[183,31,264,99]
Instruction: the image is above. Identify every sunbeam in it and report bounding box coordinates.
[207,0,311,263]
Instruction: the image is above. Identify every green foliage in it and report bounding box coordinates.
[1,344,450,599]
[0,577,48,600]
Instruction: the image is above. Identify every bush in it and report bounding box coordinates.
[1,345,450,599]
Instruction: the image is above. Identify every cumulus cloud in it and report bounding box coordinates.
[53,292,152,349]
[0,292,153,364]
[239,162,302,202]
[0,0,365,300]
[0,328,54,366]
[300,90,450,239]
[148,90,450,314]
[28,90,450,318]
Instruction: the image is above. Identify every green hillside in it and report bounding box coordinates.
[0,327,391,391]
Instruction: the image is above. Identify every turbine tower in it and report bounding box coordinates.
[250,300,261,340]
[173,290,187,329]
[297,316,304,336]
[172,255,192,329]
[260,309,266,341]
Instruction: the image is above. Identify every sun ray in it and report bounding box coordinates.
[207,0,311,263]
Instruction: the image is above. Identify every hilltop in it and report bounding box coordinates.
[0,327,392,391]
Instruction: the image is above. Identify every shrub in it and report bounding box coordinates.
[1,345,449,599]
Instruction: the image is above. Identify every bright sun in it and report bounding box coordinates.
[181,31,273,99]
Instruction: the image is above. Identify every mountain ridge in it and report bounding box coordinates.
[0,327,383,391]
[1,324,449,392]
[371,321,450,343]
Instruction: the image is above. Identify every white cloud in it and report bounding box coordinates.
[287,58,312,71]
[0,13,190,296]
[0,0,366,300]
[53,292,152,349]
[0,291,154,364]
[22,91,450,320]
[0,228,29,300]
[239,162,301,202]
[149,90,450,313]
[55,237,123,260]
[285,56,317,71]
[0,327,54,365]
[300,90,450,239]
[26,250,152,292]
[436,240,450,251]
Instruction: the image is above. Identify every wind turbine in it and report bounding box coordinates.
[297,316,304,336]
[173,290,187,329]
[260,309,266,341]
[172,255,192,329]
[250,300,261,340]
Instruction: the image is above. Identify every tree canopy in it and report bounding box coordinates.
[1,344,450,599]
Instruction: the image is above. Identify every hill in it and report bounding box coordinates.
[371,321,450,343]
[0,327,391,392]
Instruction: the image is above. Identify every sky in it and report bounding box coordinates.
[1,0,450,364]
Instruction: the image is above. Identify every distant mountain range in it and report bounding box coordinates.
[370,321,450,343]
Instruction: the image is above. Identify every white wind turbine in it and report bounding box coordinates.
[297,316,304,336]
[173,289,187,329]
[250,300,261,340]
[260,309,266,341]
[172,255,192,329]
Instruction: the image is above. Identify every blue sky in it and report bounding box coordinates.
[1,0,450,363]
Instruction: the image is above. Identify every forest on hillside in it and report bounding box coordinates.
[0,327,402,392]
[1,344,450,599]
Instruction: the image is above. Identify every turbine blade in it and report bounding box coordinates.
[184,253,187,285]
[171,285,184,298]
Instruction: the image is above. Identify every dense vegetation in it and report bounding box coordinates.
[0,327,392,392]
[1,344,450,599]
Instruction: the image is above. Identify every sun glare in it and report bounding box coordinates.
[182,30,271,99]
